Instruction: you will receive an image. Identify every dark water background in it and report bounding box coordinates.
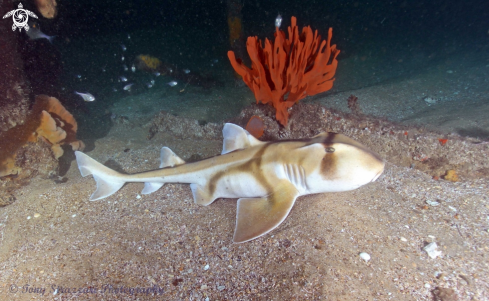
[13,0,489,139]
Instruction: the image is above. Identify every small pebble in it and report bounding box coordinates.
[359,252,371,262]
[34,213,40,218]
[72,214,76,218]
[27,216,31,220]
[400,237,408,242]
[136,194,141,199]
[217,285,225,291]
[200,284,208,290]
[425,283,431,288]
[204,264,209,270]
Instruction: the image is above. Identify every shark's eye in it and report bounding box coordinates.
[325,147,335,153]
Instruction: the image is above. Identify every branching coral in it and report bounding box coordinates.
[36,110,67,158]
[228,16,340,126]
[0,95,84,177]
[36,95,80,150]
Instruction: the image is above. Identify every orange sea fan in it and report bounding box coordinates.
[228,16,340,126]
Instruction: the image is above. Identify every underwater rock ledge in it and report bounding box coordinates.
[148,111,223,140]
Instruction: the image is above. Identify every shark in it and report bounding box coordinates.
[75,123,384,243]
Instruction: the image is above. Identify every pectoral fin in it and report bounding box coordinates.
[233,181,299,243]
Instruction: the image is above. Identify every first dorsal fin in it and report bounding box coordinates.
[221,123,264,155]
[160,147,186,168]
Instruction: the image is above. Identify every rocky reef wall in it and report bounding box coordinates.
[0,0,31,133]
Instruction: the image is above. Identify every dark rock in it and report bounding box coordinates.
[432,287,458,301]
[0,191,16,207]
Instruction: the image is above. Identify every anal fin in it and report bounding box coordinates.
[233,181,299,243]
[142,182,164,194]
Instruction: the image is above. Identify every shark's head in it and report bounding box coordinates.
[302,132,385,193]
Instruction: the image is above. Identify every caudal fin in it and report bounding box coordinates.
[46,35,55,44]
[75,151,126,201]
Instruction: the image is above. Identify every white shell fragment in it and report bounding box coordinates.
[426,200,440,206]
[359,252,371,262]
[423,242,442,259]
[423,97,438,105]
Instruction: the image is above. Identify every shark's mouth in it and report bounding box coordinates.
[372,170,383,182]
